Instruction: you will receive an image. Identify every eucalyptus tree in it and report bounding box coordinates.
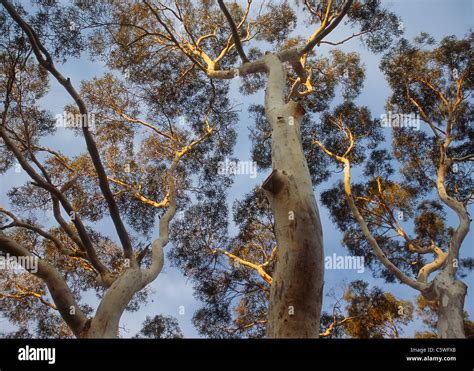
[0,0,236,338]
[315,33,473,338]
[0,0,402,338]
[170,186,415,339]
[71,0,401,337]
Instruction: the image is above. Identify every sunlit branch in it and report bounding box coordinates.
[107,176,170,209]
[417,242,448,283]
[0,283,58,311]
[211,247,274,285]
[300,0,353,56]
[313,128,428,292]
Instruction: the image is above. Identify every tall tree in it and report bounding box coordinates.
[0,0,403,338]
[0,0,236,337]
[316,33,473,338]
[77,0,401,338]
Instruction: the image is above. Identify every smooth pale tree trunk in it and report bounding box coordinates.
[431,271,467,338]
[262,54,324,338]
[85,268,146,338]
[428,158,470,338]
[85,241,166,338]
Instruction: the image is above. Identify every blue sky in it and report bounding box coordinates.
[0,0,472,338]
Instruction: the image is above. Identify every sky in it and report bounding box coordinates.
[0,0,473,338]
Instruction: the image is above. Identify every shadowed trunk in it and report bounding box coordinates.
[262,53,324,338]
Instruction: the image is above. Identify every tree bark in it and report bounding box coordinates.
[84,241,166,338]
[0,233,89,337]
[429,154,470,338]
[262,54,324,338]
[85,268,146,338]
[431,270,467,338]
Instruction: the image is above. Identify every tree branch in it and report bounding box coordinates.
[300,0,354,56]
[1,0,135,262]
[0,233,88,337]
[217,0,250,63]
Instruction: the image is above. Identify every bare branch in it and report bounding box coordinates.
[0,232,88,337]
[1,0,135,262]
[300,0,354,56]
[217,0,250,63]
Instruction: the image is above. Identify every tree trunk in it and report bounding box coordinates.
[85,268,146,338]
[432,270,467,338]
[262,54,324,338]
